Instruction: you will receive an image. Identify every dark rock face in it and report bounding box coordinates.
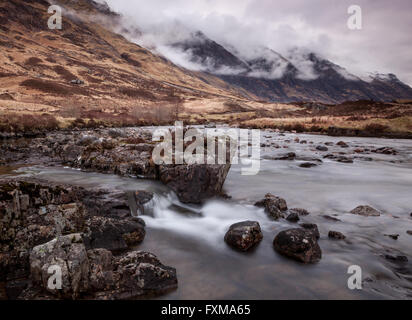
[27,234,177,300]
[286,212,300,222]
[300,223,320,239]
[350,205,381,217]
[82,216,146,252]
[159,163,231,204]
[255,193,288,220]
[224,221,263,251]
[273,228,322,263]
[328,231,346,240]
[0,178,88,282]
[0,177,180,300]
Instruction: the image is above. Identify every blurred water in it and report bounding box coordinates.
[4,130,412,299]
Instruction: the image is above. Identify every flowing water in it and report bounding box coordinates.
[2,130,412,299]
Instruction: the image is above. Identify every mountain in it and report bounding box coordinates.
[171,32,412,103]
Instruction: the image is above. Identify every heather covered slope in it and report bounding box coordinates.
[0,0,257,129]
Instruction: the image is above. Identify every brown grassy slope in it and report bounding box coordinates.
[0,0,260,129]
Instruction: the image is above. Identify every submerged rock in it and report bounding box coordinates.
[350,205,381,217]
[255,193,288,220]
[224,221,263,251]
[299,162,317,168]
[273,228,322,264]
[384,254,408,263]
[384,234,399,240]
[321,215,341,222]
[328,231,346,240]
[316,145,328,152]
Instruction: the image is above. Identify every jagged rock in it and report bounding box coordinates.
[82,216,145,252]
[328,231,346,240]
[224,221,263,251]
[300,223,320,239]
[350,205,381,217]
[29,234,89,299]
[0,178,87,281]
[255,193,288,220]
[159,163,231,204]
[273,228,322,263]
[94,251,177,300]
[87,249,116,292]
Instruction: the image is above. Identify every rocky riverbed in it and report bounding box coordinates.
[1,127,411,299]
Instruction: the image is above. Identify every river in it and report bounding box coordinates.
[1,130,411,299]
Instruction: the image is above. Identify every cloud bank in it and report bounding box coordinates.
[99,0,412,85]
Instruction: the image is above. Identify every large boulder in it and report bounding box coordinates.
[159,163,231,204]
[29,234,90,299]
[82,216,145,252]
[273,228,322,263]
[224,221,263,251]
[255,193,288,220]
[350,205,381,217]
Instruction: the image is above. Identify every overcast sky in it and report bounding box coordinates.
[102,0,412,85]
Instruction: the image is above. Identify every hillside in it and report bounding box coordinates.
[0,0,264,129]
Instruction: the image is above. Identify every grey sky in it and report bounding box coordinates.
[102,0,412,85]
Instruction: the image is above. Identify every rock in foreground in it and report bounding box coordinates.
[28,235,177,300]
[224,221,263,251]
[273,228,322,263]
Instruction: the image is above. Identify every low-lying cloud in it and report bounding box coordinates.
[98,0,412,85]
